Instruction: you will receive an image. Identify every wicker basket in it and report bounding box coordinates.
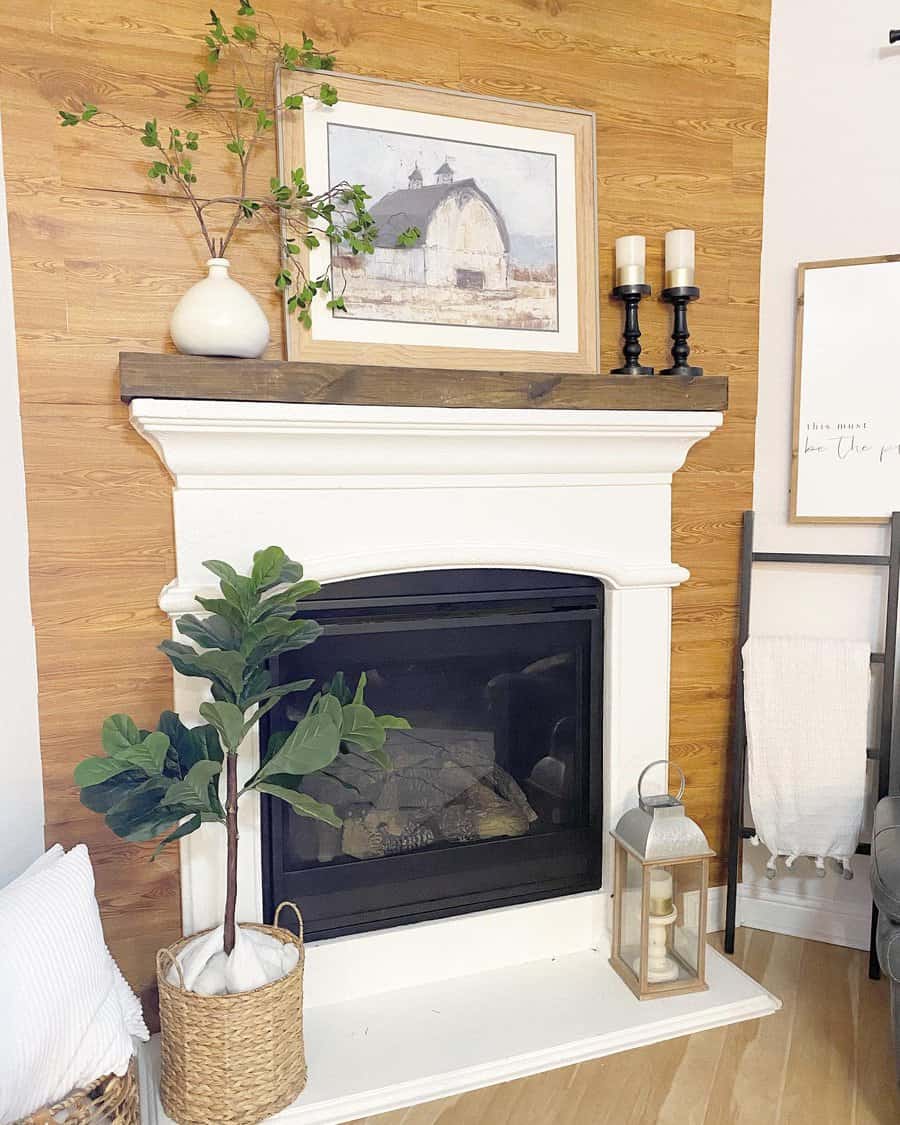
[17,1058,139,1125]
[156,902,307,1125]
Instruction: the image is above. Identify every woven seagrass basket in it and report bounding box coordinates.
[17,1058,139,1125]
[156,901,306,1125]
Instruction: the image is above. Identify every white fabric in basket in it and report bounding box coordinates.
[0,844,148,1124]
[167,922,300,995]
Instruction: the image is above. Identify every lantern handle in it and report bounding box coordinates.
[637,759,685,807]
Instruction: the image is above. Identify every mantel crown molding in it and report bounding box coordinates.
[129,398,723,491]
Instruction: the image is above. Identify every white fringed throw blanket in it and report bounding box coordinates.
[742,636,870,878]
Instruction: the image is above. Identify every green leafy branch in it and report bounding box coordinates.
[56,4,416,324]
[73,546,410,953]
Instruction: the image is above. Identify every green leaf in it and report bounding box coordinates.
[158,641,246,700]
[101,713,142,755]
[140,119,160,148]
[376,714,412,730]
[191,648,246,695]
[59,110,80,127]
[251,546,288,591]
[255,711,340,781]
[240,616,322,667]
[198,700,247,753]
[80,769,147,814]
[309,692,343,728]
[251,579,321,622]
[113,730,171,775]
[339,702,386,754]
[176,613,240,652]
[318,83,338,107]
[74,755,134,788]
[241,665,272,702]
[242,677,314,709]
[263,728,289,765]
[203,558,240,585]
[161,760,223,813]
[81,104,99,121]
[194,596,245,630]
[352,670,367,705]
[208,8,229,42]
[152,813,203,858]
[206,565,257,615]
[396,226,421,248]
[323,671,352,705]
[158,711,222,777]
[255,782,341,828]
[105,777,180,842]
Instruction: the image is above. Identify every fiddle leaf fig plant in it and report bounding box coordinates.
[56,5,417,325]
[74,546,409,953]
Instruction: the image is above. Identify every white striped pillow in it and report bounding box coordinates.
[0,844,146,1123]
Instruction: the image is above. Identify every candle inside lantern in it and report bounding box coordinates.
[665,229,695,288]
[649,868,674,916]
[615,234,646,286]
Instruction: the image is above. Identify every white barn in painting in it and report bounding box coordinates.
[367,162,510,291]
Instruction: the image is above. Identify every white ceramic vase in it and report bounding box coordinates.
[169,258,270,358]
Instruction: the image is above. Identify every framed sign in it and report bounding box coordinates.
[277,70,599,373]
[792,255,900,523]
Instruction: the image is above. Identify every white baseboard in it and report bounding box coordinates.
[707,884,727,934]
[737,884,871,950]
[680,883,727,936]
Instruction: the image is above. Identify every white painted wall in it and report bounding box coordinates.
[0,115,44,886]
[743,0,900,948]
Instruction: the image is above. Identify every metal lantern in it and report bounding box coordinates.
[610,760,714,1000]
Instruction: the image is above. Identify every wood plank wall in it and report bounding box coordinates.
[0,0,771,997]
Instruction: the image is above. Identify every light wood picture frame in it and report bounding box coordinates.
[277,70,599,373]
[791,254,900,524]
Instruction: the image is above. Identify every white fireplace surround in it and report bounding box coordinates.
[131,398,779,1122]
[133,397,721,984]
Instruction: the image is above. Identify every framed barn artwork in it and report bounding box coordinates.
[277,71,599,373]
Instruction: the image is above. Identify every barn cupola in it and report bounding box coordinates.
[408,163,423,189]
[434,157,454,184]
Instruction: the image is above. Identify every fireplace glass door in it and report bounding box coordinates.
[261,569,602,939]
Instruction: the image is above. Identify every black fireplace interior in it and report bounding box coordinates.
[261,569,603,940]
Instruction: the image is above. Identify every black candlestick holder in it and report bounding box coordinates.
[610,282,653,376]
[660,285,703,377]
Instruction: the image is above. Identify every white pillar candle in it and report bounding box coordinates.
[665,228,695,288]
[649,868,674,916]
[615,234,646,286]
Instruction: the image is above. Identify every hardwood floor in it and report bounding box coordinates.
[351,930,900,1125]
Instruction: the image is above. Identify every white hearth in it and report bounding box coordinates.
[131,398,778,1123]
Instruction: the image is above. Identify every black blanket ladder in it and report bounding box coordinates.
[723,510,900,981]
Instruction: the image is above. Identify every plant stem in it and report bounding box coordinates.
[224,752,239,955]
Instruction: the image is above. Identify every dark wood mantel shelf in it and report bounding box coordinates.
[119,353,728,412]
